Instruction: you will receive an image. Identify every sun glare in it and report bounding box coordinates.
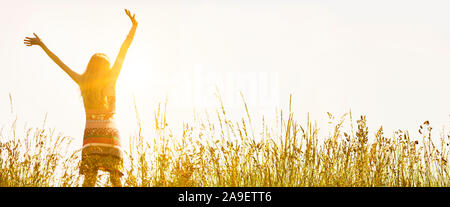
[2,1,449,188]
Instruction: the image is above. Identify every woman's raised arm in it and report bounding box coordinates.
[111,9,138,80]
[24,33,81,84]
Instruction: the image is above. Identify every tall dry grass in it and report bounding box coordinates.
[1,94,449,187]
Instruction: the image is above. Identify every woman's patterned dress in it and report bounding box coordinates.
[79,94,123,176]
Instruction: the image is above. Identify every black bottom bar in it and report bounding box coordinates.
[1,187,447,206]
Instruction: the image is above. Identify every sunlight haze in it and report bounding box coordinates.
[1,0,449,149]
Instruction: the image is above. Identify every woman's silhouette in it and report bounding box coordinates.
[24,9,138,187]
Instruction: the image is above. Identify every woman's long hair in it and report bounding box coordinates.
[79,53,113,110]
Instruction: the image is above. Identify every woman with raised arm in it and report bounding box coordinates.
[24,9,138,187]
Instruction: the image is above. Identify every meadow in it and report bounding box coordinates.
[0,94,449,187]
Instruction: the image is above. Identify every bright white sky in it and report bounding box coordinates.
[1,0,449,148]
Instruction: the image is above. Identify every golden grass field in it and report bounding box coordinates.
[0,94,449,187]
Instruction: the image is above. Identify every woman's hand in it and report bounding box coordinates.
[125,9,137,27]
[24,33,43,47]
[111,9,138,79]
